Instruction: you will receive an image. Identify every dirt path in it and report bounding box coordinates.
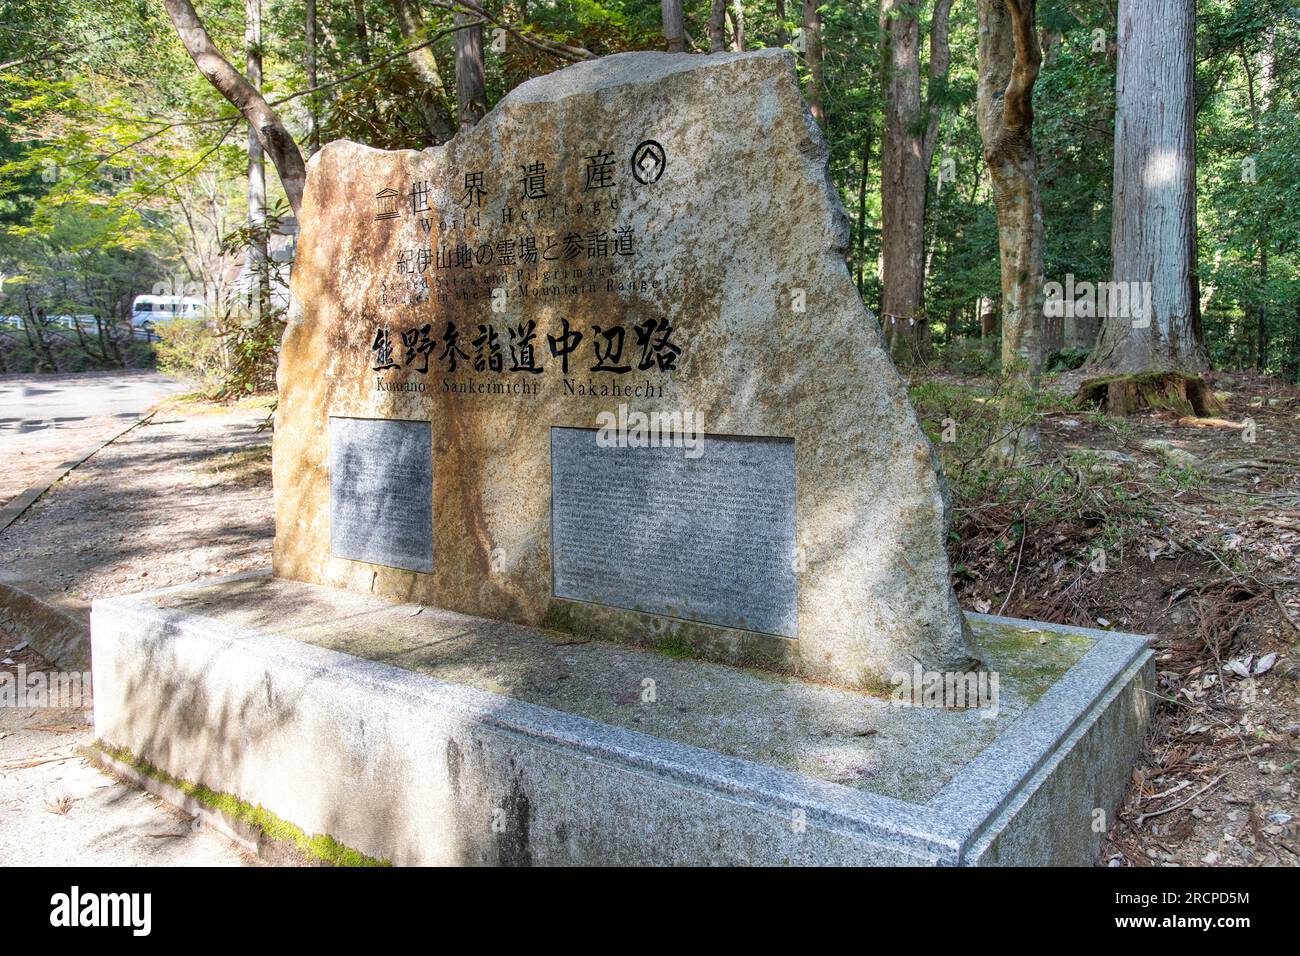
[0,398,274,602]
[0,395,274,866]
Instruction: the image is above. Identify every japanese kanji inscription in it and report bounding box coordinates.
[273,50,978,689]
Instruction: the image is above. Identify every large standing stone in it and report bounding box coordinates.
[273,49,979,688]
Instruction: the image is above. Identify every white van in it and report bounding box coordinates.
[130,295,207,334]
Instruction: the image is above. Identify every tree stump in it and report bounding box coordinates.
[1077,372,1218,417]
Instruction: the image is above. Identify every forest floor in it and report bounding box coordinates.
[914,366,1300,867]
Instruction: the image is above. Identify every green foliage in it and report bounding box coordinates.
[657,633,699,659]
[153,316,226,386]
[938,336,1001,376]
[1196,0,1300,380]
[1,0,1298,383]
[1045,347,1089,373]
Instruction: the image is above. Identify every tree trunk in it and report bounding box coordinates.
[1255,242,1269,370]
[1287,303,1300,384]
[1241,45,1270,372]
[803,0,825,127]
[662,0,686,53]
[164,0,306,216]
[1090,0,1203,374]
[855,119,872,292]
[454,10,487,128]
[244,0,269,324]
[879,0,952,366]
[393,0,456,142]
[709,0,727,52]
[22,295,58,372]
[976,0,1045,460]
[731,0,745,51]
[776,0,789,46]
[305,0,318,156]
[353,0,371,61]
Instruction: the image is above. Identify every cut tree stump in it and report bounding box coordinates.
[1077,372,1219,417]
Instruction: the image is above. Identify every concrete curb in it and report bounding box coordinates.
[91,575,1156,865]
[0,569,90,670]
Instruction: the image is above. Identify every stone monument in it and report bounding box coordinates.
[272,48,978,689]
[90,50,1153,866]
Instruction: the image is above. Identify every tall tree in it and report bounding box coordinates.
[709,0,727,52]
[393,0,455,141]
[244,0,269,320]
[976,0,1044,459]
[305,0,318,156]
[163,0,307,215]
[454,9,486,128]
[879,0,954,366]
[1241,38,1274,370]
[1087,0,1206,406]
[352,0,371,61]
[662,0,686,52]
[803,0,825,127]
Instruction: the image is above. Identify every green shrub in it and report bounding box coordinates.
[1046,347,1089,373]
[153,317,227,391]
[940,337,1002,376]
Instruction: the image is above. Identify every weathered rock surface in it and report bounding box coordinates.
[273,49,977,688]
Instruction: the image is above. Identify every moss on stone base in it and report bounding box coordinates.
[95,743,390,867]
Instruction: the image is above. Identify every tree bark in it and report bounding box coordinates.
[709,0,727,52]
[244,0,269,322]
[393,0,456,142]
[305,0,318,156]
[879,0,952,366]
[1241,44,1270,371]
[454,10,487,128]
[731,0,745,51]
[164,0,306,216]
[1090,0,1203,374]
[979,296,998,337]
[976,0,1045,460]
[775,0,789,47]
[803,0,825,127]
[854,119,872,292]
[662,0,686,53]
[353,0,371,61]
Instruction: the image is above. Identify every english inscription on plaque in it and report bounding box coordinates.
[550,427,798,638]
[330,416,434,573]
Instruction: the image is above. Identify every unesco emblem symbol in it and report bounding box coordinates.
[631,140,666,185]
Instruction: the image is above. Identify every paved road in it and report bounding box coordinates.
[0,371,190,508]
